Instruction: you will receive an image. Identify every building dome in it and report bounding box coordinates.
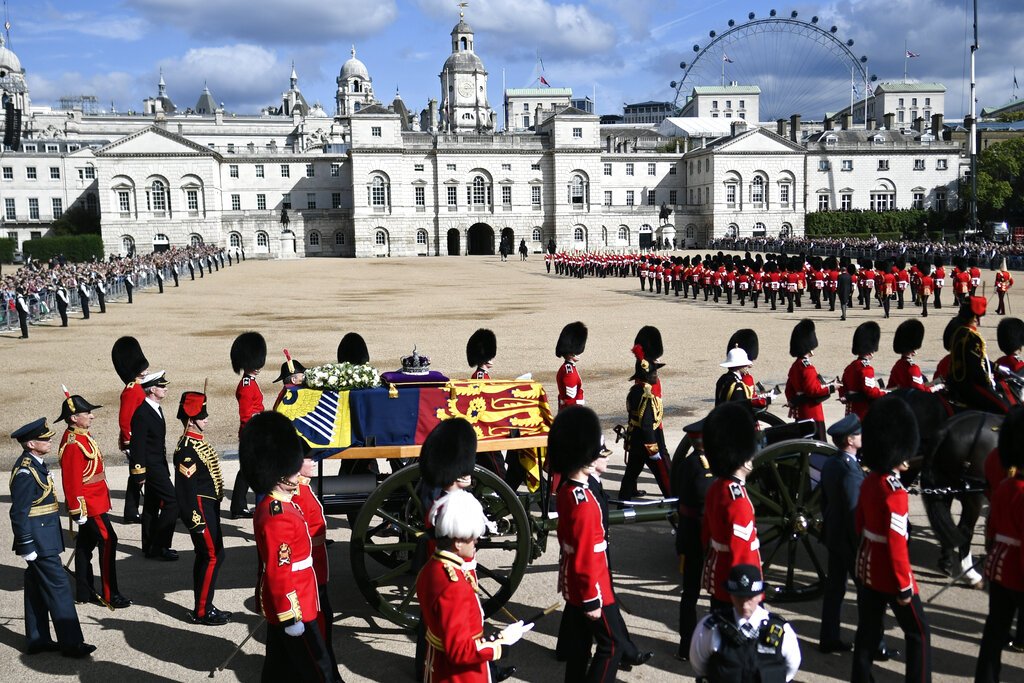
[0,36,23,75]
[450,19,473,36]
[340,46,369,81]
[443,50,485,73]
[307,102,328,118]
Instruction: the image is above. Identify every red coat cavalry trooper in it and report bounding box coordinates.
[701,402,761,610]
[840,322,885,420]
[996,317,1024,374]
[995,260,1014,315]
[112,336,149,524]
[852,395,931,683]
[241,411,340,682]
[785,320,837,440]
[58,390,131,609]
[466,328,505,476]
[555,322,587,412]
[230,331,266,518]
[949,297,1012,413]
[888,319,941,392]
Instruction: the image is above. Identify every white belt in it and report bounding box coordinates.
[710,540,729,552]
[995,534,1022,547]
[863,530,887,544]
[593,541,607,553]
[291,556,313,571]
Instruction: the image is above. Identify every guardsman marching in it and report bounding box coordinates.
[9,418,96,658]
[919,265,934,317]
[230,331,267,518]
[889,320,941,392]
[131,371,178,560]
[840,322,885,420]
[555,322,587,412]
[852,395,931,683]
[995,317,1024,373]
[58,389,131,609]
[932,256,946,309]
[785,320,838,441]
[621,343,672,501]
[995,259,1014,315]
[112,336,149,524]
[969,257,982,296]
[240,412,340,681]
[173,389,230,625]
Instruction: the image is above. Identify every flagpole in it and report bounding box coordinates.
[904,40,908,82]
[970,0,979,235]
[850,66,854,115]
[721,52,725,87]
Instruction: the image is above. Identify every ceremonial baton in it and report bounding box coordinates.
[926,554,985,604]
[209,618,266,677]
[521,601,562,628]
[63,547,115,611]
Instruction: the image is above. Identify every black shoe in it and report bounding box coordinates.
[26,641,61,655]
[189,610,229,626]
[110,594,133,609]
[492,664,516,682]
[675,643,689,661]
[62,643,97,659]
[873,646,900,661]
[620,651,653,671]
[231,508,254,519]
[819,640,852,654]
[123,514,141,524]
[208,606,234,620]
[145,548,179,561]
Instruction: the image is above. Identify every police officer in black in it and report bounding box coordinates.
[55,281,69,327]
[15,286,29,338]
[9,418,96,658]
[689,564,802,682]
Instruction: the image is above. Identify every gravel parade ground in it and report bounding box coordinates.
[0,253,1016,681]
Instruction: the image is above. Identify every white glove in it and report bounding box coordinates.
[284,622,305,637]
[998,365,1012,376]
[497,620,534,646]
[21,551,38,562]
[74,517,86,527]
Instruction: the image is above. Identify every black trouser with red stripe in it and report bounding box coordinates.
[852,586,930,683]
[185,498,223,617]
[74,512,119,602]
[263,617,338,683]
[561,602,631,683]
[619,441,672,503]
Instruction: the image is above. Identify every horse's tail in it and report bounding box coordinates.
[921,420,970,549]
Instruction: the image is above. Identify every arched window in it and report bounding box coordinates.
[353,81,361,93]
[335,231,345,245]
[567,173,589,207]
[189,233,203,246]
[617,226,629,243]
[573,227,584,241]
[753,222,766,237]
[256,231,269,248]
[149,180,167,212]
[471,176,490,206]
[368,174,391,208]
[229,232,242,248]
[531,227,542,241]
[309,231,321,246]
[751,176,765,204]
[122,236,135,253]
[375,230,387,246]
[780,223,793,238]
[725,224,738,238]
[416,229,428,245]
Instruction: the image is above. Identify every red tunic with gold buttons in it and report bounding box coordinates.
[888,356,926,390]
[785,357,832,422]
[254,491,320,626]
[701,477,760,603]
[984,476,1024,591]
[856,472,917,599]
[840,357,884,419]
[294,478,329,584]
[417,550,501,682]
[59,427,111,519]
[556,361,583,412]
[557,478,614,611]
[236,374,265,438]
[118,381,146,452]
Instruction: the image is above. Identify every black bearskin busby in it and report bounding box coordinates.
[704,402,757,478]
[239,411,304,495]
[633,325,664,361]
[111,336,149,384]
[419,417,478,488]
[998,406,1024,470]
[230,332,267,375]
[547,405,604,476]
[997,318,1024,356]
[852,321,881,356]
[337,332,370,365]
[861,394,919,472]
[942,316,959,351]
[555,321,588,358]
[789,319,818,358]
[893,320,925,355]
[466,329,497,368]
[727,329,759,361]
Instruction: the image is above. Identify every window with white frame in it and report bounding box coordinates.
[26,167,36,179]
[4,198,14,219]
[531,186,541,206]
[448,163,457,171]
[937,159,947,170]
[669,164,677,175]
[751,177,764,204]
[84,166,95,179]
[186,189,199,212]
[532,228,542,241]
[501,186,511,206]
[914,159,925,170]
[669,190,677,205]
[149,180,167,212]
[935,191,947,211]
[913,192,924,209]
[282,193,291,209]
[230,233,242,248]
[841,160,853,171]
[617,226,629,243]
[572,127,582,138]
[231,194,241,210]
[870,192,894,211]
[531,162,541,170]
[647,190,656,205]
[28,198,40,220]
[841,193,852,210]
[2,166,11,179]
[118,190,131,213]
[501,163,511,171]
[416,186,426,207]
[604,190,612,206]
[229,164,239,178]
[332,192,341,209]
[52,198,63,218]
[331,163,340,177]
[626,190,634,206]
[818,194,830,211]
[307,193,316,209]
[369,175,390,207]
[573,227,584,241]
[335,232,345,245]
[448,186,458,206]
[309,231,321,246]
[779,183,790,206]
[414,163,425,172]
[753,222,766,237]
[569,174,587,206]
[604,163,612,176]
[257,231,269,247]
[306,163,315,177]
[416,229,428,245]
[726,183,737,205]
[50,167,60,180]
[878,159,889,171]
[257,194,266,210]
[626,163,634,176]
[256,164,264,178]
[371,127,382,138]
[470,176,491,206]
[374,230,387,246]
[818,160,830,171]
[281,164,290,177]
[648,163,656,176]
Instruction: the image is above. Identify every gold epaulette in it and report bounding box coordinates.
[444,563,459,582]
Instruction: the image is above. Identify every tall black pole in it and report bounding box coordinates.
[970,0,979,234]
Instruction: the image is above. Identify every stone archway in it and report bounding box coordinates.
[447,228,460,255]
[467,223,494,255]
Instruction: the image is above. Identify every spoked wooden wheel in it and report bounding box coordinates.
[350,463,532,629]
[746,439,836,602]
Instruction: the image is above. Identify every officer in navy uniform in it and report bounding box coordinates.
[9,418,96,658]
[130,371,179,561]
[689,564,802,682]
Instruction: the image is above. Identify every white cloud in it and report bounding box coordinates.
[155,44,291,112]
[26,71,140,112]
[17,4,148,41]
[127,0,399,44]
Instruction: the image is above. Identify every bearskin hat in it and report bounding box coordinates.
[942,316,959,351]
[852,321,881,356]
[337,332,370,365]
[111,336,149,384]
[633,325,664,361]
[933,255,944,268]
[419,417,477,488]
[704,402,757,478]
[239,411,303,495]
[893,320,925,354]
[466,329,497,368]
[789,319,818,358]
[547,405,604,476]
[861,257,873,270]
[997,318,1024,356]
[998,406,1024,470]
[555,322,588,358]
[727,329,759,361]
[861,394,919,472]
[230,332,266,374]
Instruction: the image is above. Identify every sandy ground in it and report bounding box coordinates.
[0,253,1017,681]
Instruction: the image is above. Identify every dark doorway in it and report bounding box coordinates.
[638,232,653,250]
[467,223,494,255]
[447,228,460,255]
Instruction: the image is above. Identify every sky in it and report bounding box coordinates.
[5,0,1024,123]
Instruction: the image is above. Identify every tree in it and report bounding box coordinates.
[50,205,101,236]
[963,136,1024,222]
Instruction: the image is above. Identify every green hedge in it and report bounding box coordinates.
[21,234,104,262]
[0,237,14,263]
[805,210,959,237]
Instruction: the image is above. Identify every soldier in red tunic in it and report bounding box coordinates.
[954,258,972,307]
[932,256,946,309]
[241,411,339,681]
[701,401,761,612]
[840,322,885,420]
[555,322,587,412]
[976,406,1024,681]
[852,395,931,682]
[919,265,934,318]
[230,332,266,518]
[995,259,1014,315]
[466,328,506,476]
[112,336,149,524]
[58,391,131,609]
[889,320,941,392]
[996,317,1024,373]
[785,320,838,441]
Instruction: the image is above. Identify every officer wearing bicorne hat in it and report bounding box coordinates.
[272,350,306,409]
[112,336,149,524]
[785,320,837,441]
[57,387,131,609]
[173,388,231,625]
[130,370,178,561]
[9,418,96,658]
[839,322,886,421]
[230,331,267,518]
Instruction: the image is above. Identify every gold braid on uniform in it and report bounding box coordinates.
[59,429,102,481]
[193,437,224,499]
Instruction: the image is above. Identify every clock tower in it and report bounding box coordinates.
[439,13,492,133]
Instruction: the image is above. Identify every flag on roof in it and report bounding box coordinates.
[867,84,874,96]
[906,50,920,58]
[540,76,550,87]
[723,53,734,63]
[852,82,859,96]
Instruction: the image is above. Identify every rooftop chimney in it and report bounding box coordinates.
[931,113,944,138]
[790,114,801,142]
[823,118,834,131]
[883,112,895,130]
[731,120,747,137]
[867,117,876,131]
[777,118,787,137]
[842,113,852,130]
